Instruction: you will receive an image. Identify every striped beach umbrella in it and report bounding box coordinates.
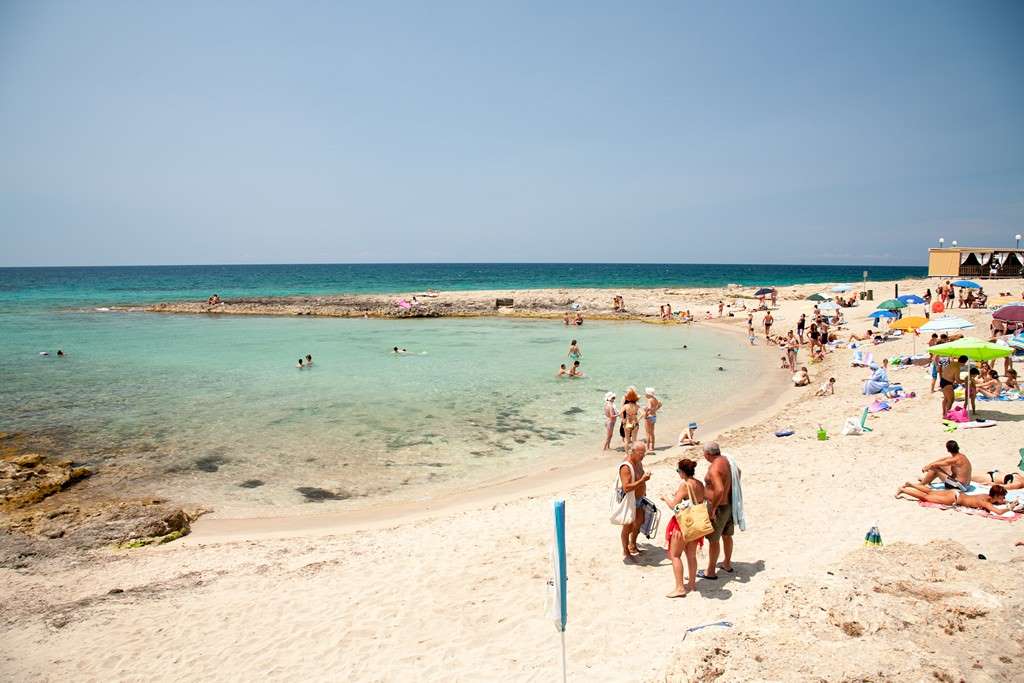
[919,316,974,332]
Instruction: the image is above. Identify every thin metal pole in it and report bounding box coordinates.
[561,630,567,683]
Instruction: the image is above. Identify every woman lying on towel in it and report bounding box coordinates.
[895,483,1017,514]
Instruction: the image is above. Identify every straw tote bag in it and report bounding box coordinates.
[609,462,636,526]
[675,480,713,543]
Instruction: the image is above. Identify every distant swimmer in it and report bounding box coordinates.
[305,354,313,366]
[57,349,64,357]
[717,366,725,372]
[557,363,568,378]
[38,351,49,356]
[393,346,408,354]
[568,360,585,378]
[296,358,304,369]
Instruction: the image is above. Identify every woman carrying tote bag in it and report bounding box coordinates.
[660,458,710,597]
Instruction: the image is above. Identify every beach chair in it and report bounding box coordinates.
[859,406,873,432]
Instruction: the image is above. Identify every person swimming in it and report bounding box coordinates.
[393,346,408,354]
[557,363,568,377]
[305,354,313,366]
[296,358,304,369]
[57,349,65,357]
[568,360,585,378]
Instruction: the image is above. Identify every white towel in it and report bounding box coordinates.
[725,455,746,532]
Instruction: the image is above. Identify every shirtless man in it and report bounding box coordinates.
[556,364,568,377]
[618,442,650,559]
[568,360,585,377]
[763,312,774,337]
[919,440,972,489]
[702,442,733,579]
[939,354,967,418]
[896,483,1017,514]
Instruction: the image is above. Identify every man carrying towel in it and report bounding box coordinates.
[701,442,736,580]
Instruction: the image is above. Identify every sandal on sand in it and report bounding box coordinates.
[697,570,718,580]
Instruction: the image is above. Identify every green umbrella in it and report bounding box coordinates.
[876,299,907,310]
[806,293,829,302]
[928,337,1012,417]
[927,337,1012,361]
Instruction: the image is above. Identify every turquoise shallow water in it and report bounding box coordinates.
[1,311,755,512]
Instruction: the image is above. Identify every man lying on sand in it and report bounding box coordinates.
[895,483,1018,514]
[919,440,972,490]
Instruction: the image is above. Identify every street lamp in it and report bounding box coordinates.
[1016,234,1021,249]
[952,240,958,247]
[939,237,944,248]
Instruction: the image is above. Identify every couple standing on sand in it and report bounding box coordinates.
[615,441,745,598]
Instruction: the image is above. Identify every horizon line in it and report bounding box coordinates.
[0,260,927,270]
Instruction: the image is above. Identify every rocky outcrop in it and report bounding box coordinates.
[0,451,92,511]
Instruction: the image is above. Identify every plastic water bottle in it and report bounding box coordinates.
[817,424,828,441]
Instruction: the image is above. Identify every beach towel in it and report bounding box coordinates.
[725,454,746,532]
[978,392,1024,401]
[917,501,1022,522]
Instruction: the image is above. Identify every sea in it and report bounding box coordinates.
[0,263,924,514]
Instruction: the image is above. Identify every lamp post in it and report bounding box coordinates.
[952,240,958,247]
[939,237,944,248]
[1016,234,1021,249]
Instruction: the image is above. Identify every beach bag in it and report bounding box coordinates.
[841,418,863,436]
[609,463,636,526]
[945,404,969,423]
[674,481,713,543]
[638,497,660,539]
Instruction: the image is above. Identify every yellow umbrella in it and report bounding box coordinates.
[890,316,928,331]
[890,316,929,353]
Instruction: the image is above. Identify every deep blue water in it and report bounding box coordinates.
[0,263,924,312]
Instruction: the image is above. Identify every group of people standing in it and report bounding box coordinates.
[603,386,661,452]
[615,441,744,598]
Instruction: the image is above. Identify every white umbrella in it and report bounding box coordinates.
[818,301,839,311]
[919,316,974,332]
[831,284,851,293]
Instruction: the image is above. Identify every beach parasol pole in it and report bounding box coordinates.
[550,499,568,682]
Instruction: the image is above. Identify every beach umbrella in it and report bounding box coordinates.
[754,287,773,296]
[890,316,929,352]
[993,304,1024,323]
[877,299,907,310]
[919,316,974,333]
[868,310,898,319]
[806,293,829,302]
[549,499,568,681]
[831,284,851,293]
[897,294,926,305]
[818,301,839,311]
[890,316,928,331]
[951,280,981,289]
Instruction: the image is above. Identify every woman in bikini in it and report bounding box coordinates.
[661,458,706,597]
[568,339,581,361]
[620,387,641,448]
[895,483,1013,514]
[602,392,618,451]
[643,388,662,453]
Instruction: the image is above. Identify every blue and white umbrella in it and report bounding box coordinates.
[818,301,839,311]
[952,280,981,289]
[898,294,926,304]
[831,284,852,293]
[868,310,898,319]
[919,316,974,332]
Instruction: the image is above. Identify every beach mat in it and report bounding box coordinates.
[916,501,1022,522]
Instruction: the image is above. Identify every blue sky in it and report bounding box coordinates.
[1,1,1022,266]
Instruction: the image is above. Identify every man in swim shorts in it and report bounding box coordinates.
[702,442,733,579]
[918,440,972,490]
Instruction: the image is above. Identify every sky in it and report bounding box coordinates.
[1,1,1022,267]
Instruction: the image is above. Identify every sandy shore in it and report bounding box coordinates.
[5,276,1024,682]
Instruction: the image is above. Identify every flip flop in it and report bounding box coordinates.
[697,569,718,580]
[720,566,735,573]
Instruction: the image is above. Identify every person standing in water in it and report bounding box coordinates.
[296,358,304,369]
[568,339,581,361]
[305,354,313,367]
[602,392,618,451]
[642,388,662,453]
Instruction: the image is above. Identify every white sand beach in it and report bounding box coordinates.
[4,277,1024,682]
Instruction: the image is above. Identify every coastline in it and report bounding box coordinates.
[4,276,1024,682]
